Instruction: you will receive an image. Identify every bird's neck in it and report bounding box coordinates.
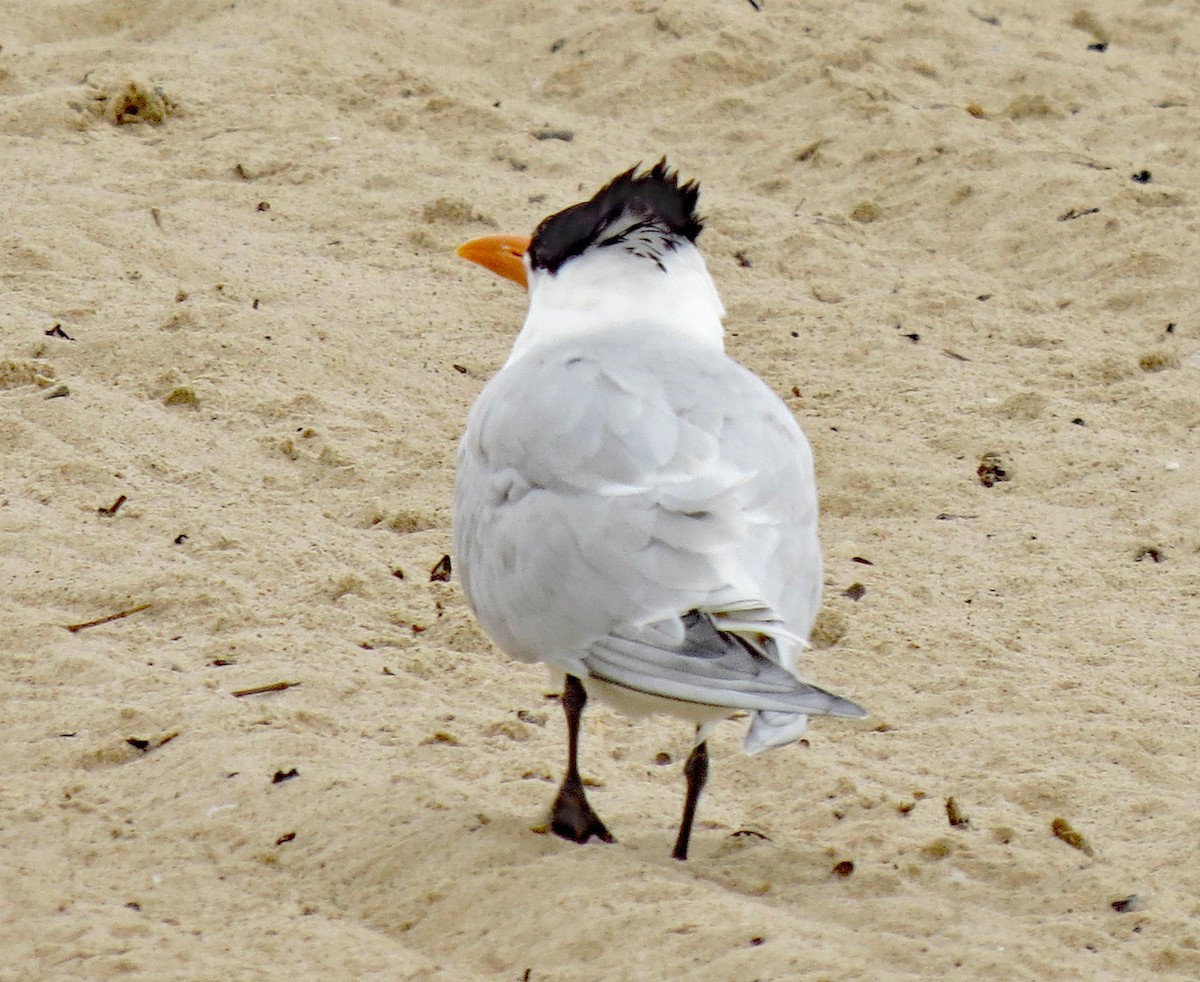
[506,243,726,365]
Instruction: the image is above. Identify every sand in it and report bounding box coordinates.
[2,0,1198,978]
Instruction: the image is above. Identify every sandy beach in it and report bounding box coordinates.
[2,1,1198,978]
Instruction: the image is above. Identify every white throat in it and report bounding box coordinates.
[505,241,726,366]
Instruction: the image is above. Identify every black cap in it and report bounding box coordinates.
[527,159,703,275]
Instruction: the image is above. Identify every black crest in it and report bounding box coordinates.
[527,160,704,275]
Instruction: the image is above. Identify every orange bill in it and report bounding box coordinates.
[456,234,531,289]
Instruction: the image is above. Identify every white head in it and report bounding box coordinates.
[457,161,726,363]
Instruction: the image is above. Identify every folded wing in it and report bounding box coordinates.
[454,327,844,742]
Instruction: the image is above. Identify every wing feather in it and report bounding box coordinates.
[584,611,865,718]
[454,327,823,681]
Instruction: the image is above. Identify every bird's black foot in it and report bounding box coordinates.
[551,773,614,845]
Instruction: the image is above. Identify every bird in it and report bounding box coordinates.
[452,160,865,860]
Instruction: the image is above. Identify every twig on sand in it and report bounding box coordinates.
[231,680,302,698]
[65,602,152,632]
[97,495,127,516]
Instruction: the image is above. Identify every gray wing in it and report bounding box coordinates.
[453,327,823,682]
[585,611,865,719]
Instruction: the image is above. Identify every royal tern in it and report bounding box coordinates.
[454,161,865,860]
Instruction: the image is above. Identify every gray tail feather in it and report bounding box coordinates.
[583,610,866,720]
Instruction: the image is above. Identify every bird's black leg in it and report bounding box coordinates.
[550,674,614,845]
[672,732,709,861]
